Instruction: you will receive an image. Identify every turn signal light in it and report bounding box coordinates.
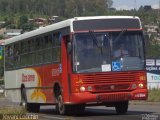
[138,73,146,81]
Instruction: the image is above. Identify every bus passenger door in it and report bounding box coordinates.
[61,35,71,102]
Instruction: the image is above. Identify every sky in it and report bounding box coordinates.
[112,0,160,10]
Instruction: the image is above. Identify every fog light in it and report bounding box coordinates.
[80,86,85,92]
[87,86,92,91]
[139,83,144,88]
[131,84,137,89]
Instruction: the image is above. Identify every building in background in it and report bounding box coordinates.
[146,59,160,89]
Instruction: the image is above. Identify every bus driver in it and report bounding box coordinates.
[114,44,129,59]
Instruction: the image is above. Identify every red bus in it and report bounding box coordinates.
[4,16,147,115]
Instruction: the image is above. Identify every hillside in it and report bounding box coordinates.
[0,0,112,19]
[0,0,160,58]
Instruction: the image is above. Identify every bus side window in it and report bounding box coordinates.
[20,41,27,66]
[36,38,40,50]
[13,43,20,67]
[28,40,31,52]
[30,39,36,65]
[5,45,14,70]
[35,37,44,64]
[44,34,52,63]
[52,33,61,62]
[27,40,32,65]
[6,46,12,57]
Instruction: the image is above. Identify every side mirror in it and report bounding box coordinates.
[67,42,72,54]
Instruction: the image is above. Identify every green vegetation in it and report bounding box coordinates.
[0,0,159,58]
[0,35,4,40]
[0,0,112,18]
[0,106,26,114]
[148,89,160,102]
[131,89,160,104]
[0,93,4,98]
[0,0,114,36]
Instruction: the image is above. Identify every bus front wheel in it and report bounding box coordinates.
[56,94,85,115]
[115,101,128,114]
[56,94,70,115]
[21,88,40,113]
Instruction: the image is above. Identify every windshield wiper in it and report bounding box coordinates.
[89,31,104,55]
[89,30,100,48]
[113,29,127,43]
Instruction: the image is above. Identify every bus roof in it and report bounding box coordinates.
[5,16,141,45]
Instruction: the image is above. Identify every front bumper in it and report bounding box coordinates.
[68,89,148,104]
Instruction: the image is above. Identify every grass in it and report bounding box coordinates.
[0,94,26,116]
[0,107,26,120]
[131,89,160,104]
[0,93,4,99]
[0,106,26,114]
[147,89,160,102]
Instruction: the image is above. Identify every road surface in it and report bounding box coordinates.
[39,103,160,120]
[0,98,159,120]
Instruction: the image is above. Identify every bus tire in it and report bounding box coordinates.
[56,94,70,115]
[21,88,40,113]
[115,101,128,115]
[20,88,28,109]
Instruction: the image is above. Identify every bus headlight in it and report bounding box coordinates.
[80,86,85,92]
[138,83,144,88]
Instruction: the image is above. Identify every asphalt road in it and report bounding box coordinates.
[0,98,160,120]
[38,104,160,120]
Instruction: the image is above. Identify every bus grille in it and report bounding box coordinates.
[94,84,130,91]
[97,93,130,102]
[78,71,145,92]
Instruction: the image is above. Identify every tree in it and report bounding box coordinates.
[18,15,28,29]
[0,0,113,18]
[0,35,4,40]
[65,0,79,17]
[65,0,112,17]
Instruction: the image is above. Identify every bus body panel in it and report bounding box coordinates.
[5,63,62,104]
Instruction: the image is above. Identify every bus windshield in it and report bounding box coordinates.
[73,31,145,73]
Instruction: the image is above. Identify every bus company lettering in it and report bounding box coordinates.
[22,74,35,82]
[51,68,60,76]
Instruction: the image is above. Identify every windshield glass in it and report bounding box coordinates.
[73,31,145,73]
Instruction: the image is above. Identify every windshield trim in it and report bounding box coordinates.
[73,28,143,34]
